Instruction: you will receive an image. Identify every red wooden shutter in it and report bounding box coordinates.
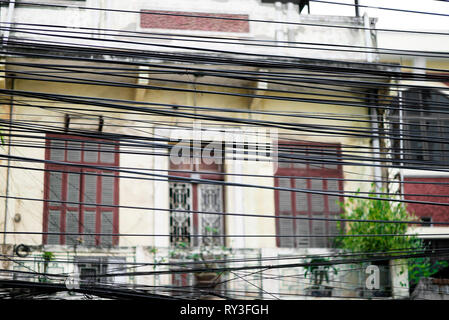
[101,211,114,246]
[275,142,343,248]
[277,177,295,247]
[47,210,61,245]
[45,134,119,246]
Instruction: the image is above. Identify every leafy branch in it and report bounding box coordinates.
[336,185,449,289]
[336,186,420,256]
[169,226,232,274]
[304,257,338,286]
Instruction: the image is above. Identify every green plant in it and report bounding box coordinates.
[169,227,231,275]
[336,186,421,256]
[170,241,231,271]
[39,251,55,283]
[408,257,449,287]
[148,247,166,270]
[304,257,338,286]
[42,251,55,263]
[336,186,449,290]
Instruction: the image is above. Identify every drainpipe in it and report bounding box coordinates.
[274,2,284,45]
[286,1,295,45]
[398,86,404,196]
[3,0,16,45]
[370,92,382,192]
[3,76,14,245]
[363,13,381,190]
[363,13,374,63]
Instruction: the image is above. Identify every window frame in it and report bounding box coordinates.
[403,89,449,165]
[43,134,120,246]
[75,256,127,286]
[168,141,226,247]
[274,141,344,248]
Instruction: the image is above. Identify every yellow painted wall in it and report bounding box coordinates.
[2,59,375,250]
[0,61,8,242]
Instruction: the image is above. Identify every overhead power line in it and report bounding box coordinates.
[2,24,449,59]
[309,0,449,17]
[1,0,449,36]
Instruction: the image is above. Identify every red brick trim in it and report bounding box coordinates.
[404,177,449,225]
[140,10,250,33]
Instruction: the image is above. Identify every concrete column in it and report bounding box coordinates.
[286,2,296,45]
[274,2,286,44]
[153,129,170,248]
[260,248,281,299]
[227,153,246,249]
[135,245,154,288]
[363,13,374,63]
[0,59,7,245]
[134,66,150,102]
[390,259,410,299]
[413,57,426,75]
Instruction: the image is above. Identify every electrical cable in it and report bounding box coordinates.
[2,0,449,37]
[309,0,449,17]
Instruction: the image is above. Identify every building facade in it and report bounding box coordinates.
[0,0,407,299]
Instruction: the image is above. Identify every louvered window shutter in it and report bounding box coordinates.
[83,174,97,207]
[47,210,61,244]
[427,118,442,162]
[309,148,323,169]
[84,142,99,163]
[276,142,343,249]
[278,152,291,168]
[101,175,114,206]
[444,120,449,161]
[295,179,308,212]
[278,178,292,214]
[101,211,113,246]
[50,139,65,161]
[45,135,119,247]
[327,180,341,213]
[296,219,310,248]
[311,215,326,248]
[328,214,339,248]
[278,178,294,247]
[67,141,81,162]
[48,172,63,206]
[408,119,423,161]
[66,211,79,245]
[279,218,295,248]
[100,143,115,164]
[83,211,96,246]
[310,179,324,212]
[324,148,339,170]
[293,149,307,168]
[67,173,80,204]
[324,150,338,169]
